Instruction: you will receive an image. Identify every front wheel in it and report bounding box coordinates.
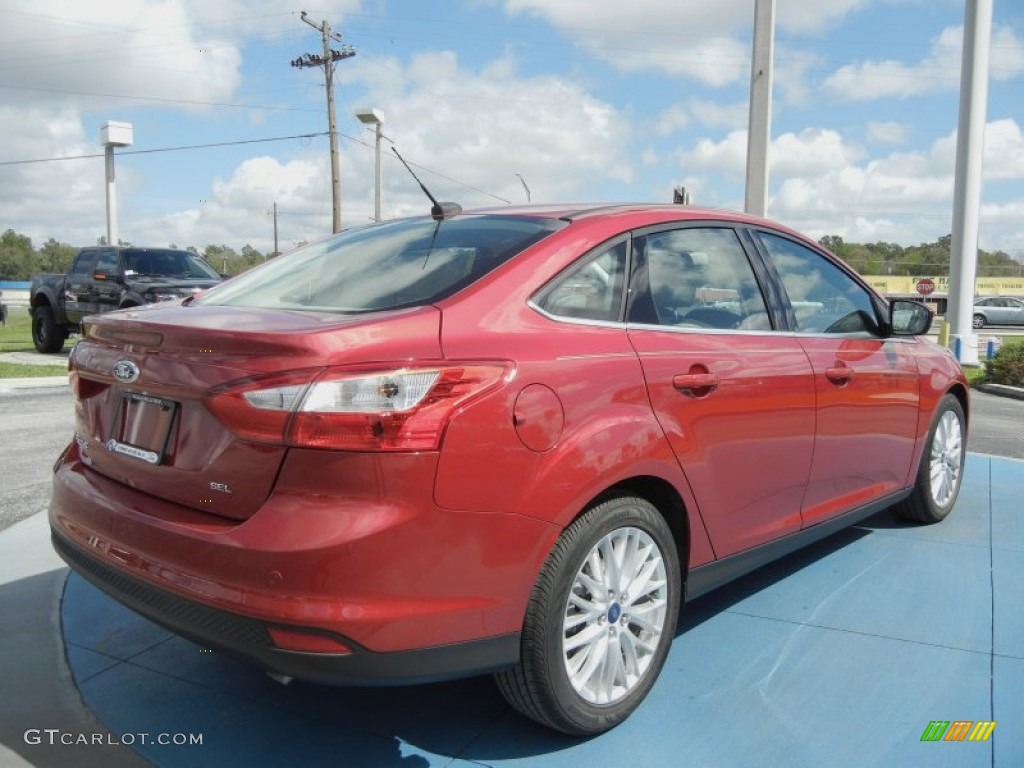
[32,305,65,353]
[495,495,681,735]
[895,394,966,523]
[972,314,985,329]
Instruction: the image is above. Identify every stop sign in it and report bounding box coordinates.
[916,278,935,296]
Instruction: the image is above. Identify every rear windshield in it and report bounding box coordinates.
[193,214,565,312]
[123,249,220,279]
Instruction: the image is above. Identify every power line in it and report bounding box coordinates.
[0,81,320,113]
[0,132,328,166]
[0,129,512,204]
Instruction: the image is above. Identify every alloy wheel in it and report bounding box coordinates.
[929,409,963,508]
[562,526,669,705]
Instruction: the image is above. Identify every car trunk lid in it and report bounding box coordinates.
[70,304,442,520]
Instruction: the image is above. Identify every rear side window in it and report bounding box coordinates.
[534,239,627,322]
[195,215,565,312]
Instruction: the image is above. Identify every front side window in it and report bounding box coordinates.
[93,249,119,275]
[71,251,99,277]
[195,215,564,313]
[758,232,881,335]
[628,227,770,330]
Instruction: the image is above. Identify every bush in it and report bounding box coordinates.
[984,341,1024,387]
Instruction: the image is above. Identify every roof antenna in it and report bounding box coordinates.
[391,147,462,221]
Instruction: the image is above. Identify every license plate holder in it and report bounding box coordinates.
[107,392,178,465]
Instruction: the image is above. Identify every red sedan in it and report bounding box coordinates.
[49,204,968,735]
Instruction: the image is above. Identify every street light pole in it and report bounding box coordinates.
[100,121,133,246]
[947,0,993,365]
[355,108,384,222]
[744,0,775,218]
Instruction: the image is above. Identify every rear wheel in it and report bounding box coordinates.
[895,394,966,523]
[495,495,681,735]
[32,305,65,353]
[972,314,985,329]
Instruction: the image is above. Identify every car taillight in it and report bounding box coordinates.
[207,364,509,451]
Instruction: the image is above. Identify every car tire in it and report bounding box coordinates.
[494,495,681,735]
[972,314,985,329]
[895,394,966,524]
[32,305,65,353]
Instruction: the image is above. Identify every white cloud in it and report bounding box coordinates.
[500,0,867,86]
[0,107,107,246]
[867,122,908,144]
[344,51,634,212]
[151,156,329,251]
[679,127,862,179]
[0,1,250,111]
[657,99,748,135]
[982,119,1024,181]
[824,24,1024,102]
[767,119,1024,251]
[655,105,691,135]
[680,130,748,177]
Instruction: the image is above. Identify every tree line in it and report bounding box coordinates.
[1,227,1020,282]
[0,229,279,281]
[819,234,1022,277]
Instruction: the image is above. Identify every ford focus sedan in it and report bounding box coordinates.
[50,204,968,735]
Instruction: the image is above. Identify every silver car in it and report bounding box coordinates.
[972,296,1024,328]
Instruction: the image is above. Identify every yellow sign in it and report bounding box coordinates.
[863,276,1024,295]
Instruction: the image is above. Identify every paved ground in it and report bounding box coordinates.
[0,390,74,531]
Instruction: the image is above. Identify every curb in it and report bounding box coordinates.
[976,382,1024,401]
[0,376,69,393]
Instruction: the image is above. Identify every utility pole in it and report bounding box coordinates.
[744,0,775,218]
[292,11,355,233]
[272,202,278,256]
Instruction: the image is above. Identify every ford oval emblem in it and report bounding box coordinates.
[112,359,140,383]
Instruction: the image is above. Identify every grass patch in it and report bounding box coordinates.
[0,361,67,378]
[0,310,37,353]
[962,365,987,386]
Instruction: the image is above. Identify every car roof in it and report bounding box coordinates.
[464,202,775,225]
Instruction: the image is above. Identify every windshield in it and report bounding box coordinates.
[122,249,220,279]
[193,215,565,312]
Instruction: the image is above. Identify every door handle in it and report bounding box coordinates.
[825,365,854,384]
[672,372,719,397]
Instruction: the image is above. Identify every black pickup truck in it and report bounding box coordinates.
[29,246,222,353]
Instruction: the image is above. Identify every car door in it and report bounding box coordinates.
[991,297,1024,325]
[754,231,920,528]
[64,250,99,324]
[1007,298,1024,325]
[91,248,124,311]
[626,225,816,557]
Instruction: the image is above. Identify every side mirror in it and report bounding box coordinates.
[93,270,121,282]
[889,299,932,336]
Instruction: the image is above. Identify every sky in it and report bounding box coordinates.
[0,0,1022,258]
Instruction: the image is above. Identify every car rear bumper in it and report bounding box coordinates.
[48,444,560,683]
[52,530,520,685]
